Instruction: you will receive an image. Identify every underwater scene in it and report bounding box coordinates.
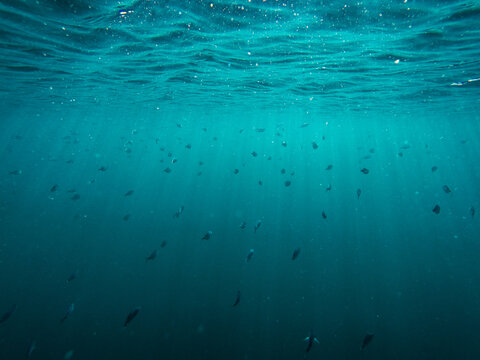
[1,0,480,359]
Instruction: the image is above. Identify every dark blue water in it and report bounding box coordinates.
[1,1,480,359]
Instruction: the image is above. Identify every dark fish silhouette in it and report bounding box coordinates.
[312,142,318,150]
[251,151,258,157]
[146,250,157,262]
[321,211,327,219]
[300,123,309,128]
[123,214,131,221]
[233,169,239,174]
[98,166,107,171]
[124,190,134,197]
[325,165,333,170]
[292,248,301,260]
[185,144,192,149]
[281,168,286,174]
[70,194,80,200]
[258,180,263,186]
[325,184,332,192]
[164,167,172,173]
[361,333,374,350]
[160,240,167,248]
[173,206,184,218]
[361,168,369,174]
[9,170,22,175]
[432,166,438,172]
[202,231,213,240]
[60,303,74,323]
[124,307,141,327]
[357,188,362,199]
[67,270,79,283]
[471,206,475,218]
[232,291,241,306]
[285,180,291,187]
[433,204,440,214]
[255,128,265,132]
[240,221,247,229]
[304,331,319,352]
[281,141,287,147]
[246,249,254,262]
[442,185,451,194]
[50,184,58,192]
[0,304,17,324]
[254,220,262,233]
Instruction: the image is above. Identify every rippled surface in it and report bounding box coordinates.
[0,0,479,112]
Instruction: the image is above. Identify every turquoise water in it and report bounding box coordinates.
[1,1,480,359]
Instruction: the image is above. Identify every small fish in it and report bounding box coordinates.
[361,168,369,174]
[400,144,411,150]
[321,211,327,219]
[173,206,184,218]
[281,141,287,147]
[246,249,254,262]
[254,220,262,233]
[50,184,58,192]
[369,148,375,154]
[185,144,192,149]
[176,123,182,128]
[0,304,17,324]
[442,185,452,194]
[471,206,475,218]
[312,142,318,150]
[26,340,36,359]
[431,166,438,172]
[251,151,258,157]
[304,331,319,352]
[300,122,309,128]
[60,303,74,323]
[171,158,177,164]
[325,184,332,192]
[233,169,239,174]
[255,128,265,132]
[202,231,213,240]
[9,170,22,175]
[67,270,79,283]
[124,307,141,327]
[325,164,333,170]
[258,180,263,186]
[281,168,286,174]
[292,248,301,260]
[146,250,157,262]
[398,152,403,157]
[98,166,107,171]
[64,349,75,360]
[123,214,131,221]
[284,180,291,187]
[232,291,241,306]
[124,190,134,197]
[361,333,374,350]
[164,167,172,173]
[240,221,247,229]
[70,194,80,201]
[356,188,362,199]
[433,204,440,214]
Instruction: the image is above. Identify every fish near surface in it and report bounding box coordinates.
[232,291,241,306]
[124,307,141,327]
[60,303,75,323]
[202,231,213,240]
[292,248,301,260]
[246,249,254,262]
[361,333,374,350]
[0,304,17,324]
[146,250,158,262]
